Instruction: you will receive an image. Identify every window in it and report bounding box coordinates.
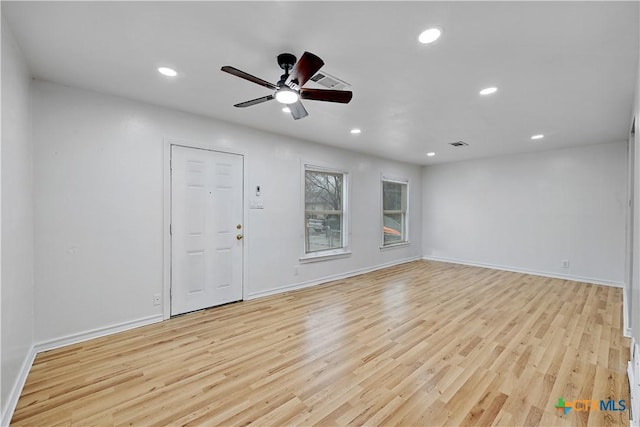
[382,178,408,246]
[304,167,347,255]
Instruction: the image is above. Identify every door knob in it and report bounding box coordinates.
[236,234,244,240]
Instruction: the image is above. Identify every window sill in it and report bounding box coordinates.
[299,250,352,263]
[379,241,411,251]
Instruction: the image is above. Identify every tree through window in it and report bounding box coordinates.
[305,169,346,253]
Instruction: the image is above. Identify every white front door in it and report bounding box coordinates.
[171,145,243,316]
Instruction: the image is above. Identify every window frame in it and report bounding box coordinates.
[300,164,350,262]
[380,175,410,249]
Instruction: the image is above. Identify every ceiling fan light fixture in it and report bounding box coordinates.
[418,28,442,44]
[275,88,299,104]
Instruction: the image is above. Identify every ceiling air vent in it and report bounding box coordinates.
[310,71,350,90]
[449,141,469,147]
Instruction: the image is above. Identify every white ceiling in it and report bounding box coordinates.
[3,1,639,165]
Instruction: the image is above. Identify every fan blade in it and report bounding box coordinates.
[221,66,277,90]
[300,88,353,104]
[234,95,274,108]
[289,100,308,120]
[285,52,324,89]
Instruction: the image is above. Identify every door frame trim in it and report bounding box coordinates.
[163,137,248,319]
[626,123,635,337]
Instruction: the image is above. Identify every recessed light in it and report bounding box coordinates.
[427,152,436,157]
[479,87,498,95]
[158,67,177,77]
[418,28,442,44]
[350,128,361,134]
[282,107,291,113]
[531,134,544,140]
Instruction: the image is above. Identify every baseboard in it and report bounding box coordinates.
[34,314,164,353]
[1,345,37,427]
[422,256,624,288]
[246,256,421,300]
[630,339,640,426]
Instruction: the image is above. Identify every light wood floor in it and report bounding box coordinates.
[12,260,630,426]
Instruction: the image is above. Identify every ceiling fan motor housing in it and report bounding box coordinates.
[277,74,288,88]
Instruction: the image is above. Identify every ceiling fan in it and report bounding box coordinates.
[221,52,353,120]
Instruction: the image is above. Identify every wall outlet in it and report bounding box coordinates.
[561,260,570,268]
[293,266,299,276]
[153,293,161,306]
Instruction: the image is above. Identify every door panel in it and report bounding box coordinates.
[186,251,205,294]
[171,145,243,316]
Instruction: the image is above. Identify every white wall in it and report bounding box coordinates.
[1,16,35,425]
[422,142,628,285]
[32,80,423,345]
